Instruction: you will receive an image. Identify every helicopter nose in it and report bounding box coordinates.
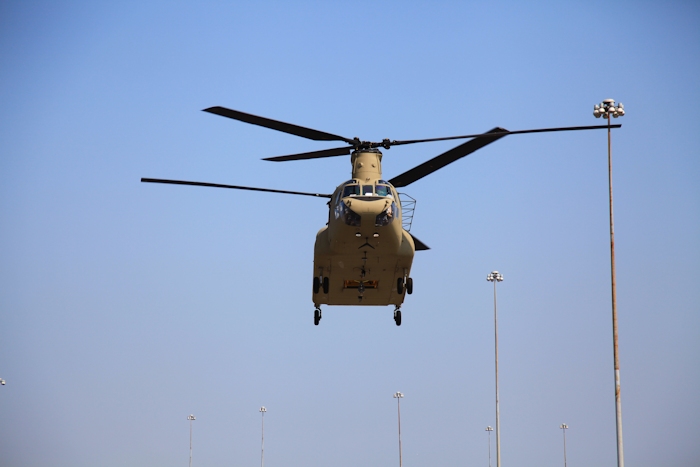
[349,198,391,216]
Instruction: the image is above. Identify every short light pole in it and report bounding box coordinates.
[486,426,494,467]
[259,406,267,467]
[560,423,569,467]
[486,271,503,467]
[393,392,404,467]
[187,414,196,467]
[593,98,626,467]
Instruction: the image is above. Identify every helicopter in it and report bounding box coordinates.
[142,106,620,326]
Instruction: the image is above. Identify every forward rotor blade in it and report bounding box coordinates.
[388,127,508,188]
[390,124,621,147]
[141,178,332,198]
[203,106,356,144]
[263,146,354,162]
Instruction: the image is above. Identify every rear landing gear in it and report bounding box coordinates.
[393,307,402,326]
[314,307,322,326]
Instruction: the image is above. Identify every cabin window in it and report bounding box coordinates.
[336,200,361,226]
[375,201,397,227]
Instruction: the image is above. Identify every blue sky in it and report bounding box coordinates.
[1,1,699,466]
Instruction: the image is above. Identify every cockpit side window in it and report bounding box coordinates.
[334,187,342,206]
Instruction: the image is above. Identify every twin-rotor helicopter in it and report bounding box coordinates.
[142,106,620,326]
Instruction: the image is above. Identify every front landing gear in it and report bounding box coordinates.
[397,277,413,295]
[313,274,329,294]
[393,307,402,326]
[314,307,322,326]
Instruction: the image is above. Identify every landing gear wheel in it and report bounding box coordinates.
[406,277,413,295]
[397,277,404,295]
[313,277,320,294]
[314,308,321,326]
[322,276,329,294]
[394,309,402,326]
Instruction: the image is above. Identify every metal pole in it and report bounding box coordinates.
[398,397,403,467]
[560,424,568,467]
[260,407,266,467]
[187,414,195,467]
[493,279,501,467]
[394,392,403,467]
[486,426,493,467]
[607,112,625,467]
[594,99,626,467]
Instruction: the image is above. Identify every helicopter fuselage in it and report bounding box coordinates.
[312,150,415,307]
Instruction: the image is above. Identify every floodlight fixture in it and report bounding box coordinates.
[594,99,625,118]
[486,271,503,282]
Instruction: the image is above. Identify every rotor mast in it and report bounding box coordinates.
[351,149,383,183]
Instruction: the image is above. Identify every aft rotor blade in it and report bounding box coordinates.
[390,124,621,146]
[141,178,332,198]
[203,106,356,144]
[410,234,430,251]
[263,146,354,162]
[388,127,508,188]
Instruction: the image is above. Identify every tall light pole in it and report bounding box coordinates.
[486,271,503,467]
[259,406,267,467]
[187,414,196,467]
[486,426,494,467]
[560,423,569,467]
[393,392,404,467]
[593,98,625,467]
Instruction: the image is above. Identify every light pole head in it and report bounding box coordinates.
[393,391,404,399]
[187,414,196,421]
[259,406,267,413]
[486,426,493,431]
[560,423,568,429]
[593,99,625,118]
[486,271,503,282]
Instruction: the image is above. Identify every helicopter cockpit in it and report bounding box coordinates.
[340,180,394,199]
[335,180,398,228]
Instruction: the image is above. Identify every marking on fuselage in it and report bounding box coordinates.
[358,238,375,249]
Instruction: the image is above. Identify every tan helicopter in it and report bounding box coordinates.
[142,107,619,326]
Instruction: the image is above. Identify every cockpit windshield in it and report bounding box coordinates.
[375,184,390,197]
[342,183,360,197]
[340,180,393,198]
